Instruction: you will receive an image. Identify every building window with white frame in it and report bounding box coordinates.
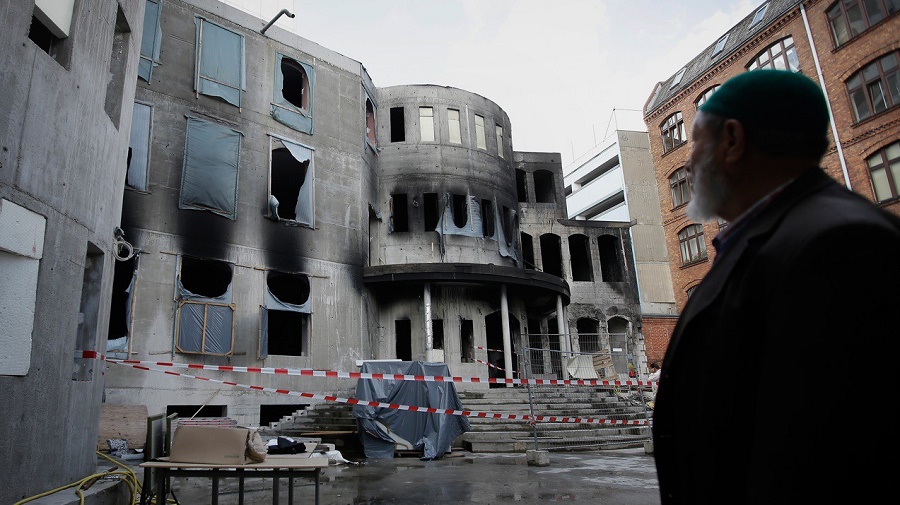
[747,36,799,73]
[419,107,435,142]
[475,114,486,149]
[448,109,461,144]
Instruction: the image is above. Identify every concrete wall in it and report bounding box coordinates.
[0,1,144,502]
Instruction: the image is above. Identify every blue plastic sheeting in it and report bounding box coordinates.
[195,17,245,107]
[353,361,470,460]
[138,0,162,82]
[179,116,242,219]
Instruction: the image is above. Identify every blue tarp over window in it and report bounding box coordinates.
[179,116,242,219]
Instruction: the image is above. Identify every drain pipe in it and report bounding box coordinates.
[261,9,294,35]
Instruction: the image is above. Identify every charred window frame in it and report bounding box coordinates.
[194,17,245,107]
[867,140,900,203]
[432,319,444,350]
[474,114,487,150]
[678,224,708,265]
[452,194,469,228]
[423,193,440,231]
[533,170,556,203]
[390,193,409,232]
[107,254,139,359]
[828,0,899,47]
[175,256,235,356]
[419,107,435,142]
[846,51,899,122]
[660,112,686,153]
[390,107,405,142]
[747,36,799,72]
[481,199,495,237]
[271,52,315,134]
[365,95,377,147]
[540,233,563,278]
[267,135,315,227]
[669,167,691,208]
[179,116,242,219]
[139,0,162,82]
[521,232,536,270]
[516,169,528,202]
[127,101,152,192]
[598,235,624,282]
[460,318,474,363]
[448,109,462,144]
[28,0,76,68]
[259,270,311,359]
[569,234,593,282]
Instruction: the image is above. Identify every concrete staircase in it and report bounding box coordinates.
[258,397,360,453]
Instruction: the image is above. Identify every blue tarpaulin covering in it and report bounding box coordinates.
[353,361,470,460]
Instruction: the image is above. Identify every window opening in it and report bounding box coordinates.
[180,117,242,219]
[460,318,474,363]
[268,136,314,226]
[167,405,226,418]
[846,51,899,122]
[598,235,624,282]
[261,270,311,358]
[432,319,444,350]
[419,107,435,142]
[176,256,234,355]
[533,170,556,203]
[747,36,798,72]
[661,112,686,153]
[452,194,468,228]
[481,199,495,237]
[678,224,708,265]
[139,0,162,82]
[516,169,528,202]
[475,114,486,149]
[828,0,897,46]
[390,193,408,232]
[521,232,535,270]
[73,243,103,381]
[127,102,152,191]
[366,97,376,145]
[104,6,131,127]
[396,319,412,361]
[195,17,245,107]
[496,124,504,158]
[281,57,309,111]
[669,167,691,208]
[569,234,593,281]
[423,193,439,231]
[867,140,900,202]
[540,234,563,278]
[271,53,315,134]
[500,206,515,247]
[107,255,138,359]
[448,109,461,144]
[28,0,75,68]
[390,107,405,142]
[577,318,600,353]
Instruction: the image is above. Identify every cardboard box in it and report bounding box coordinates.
[169,425,249,465]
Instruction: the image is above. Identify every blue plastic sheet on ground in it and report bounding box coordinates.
[353,361,470,460]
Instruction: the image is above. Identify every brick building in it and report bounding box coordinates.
[642,0,900,357]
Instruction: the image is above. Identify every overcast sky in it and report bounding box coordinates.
[223,0,760,169]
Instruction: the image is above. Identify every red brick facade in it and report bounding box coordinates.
[641,316,679,366]
[644,0,900,315]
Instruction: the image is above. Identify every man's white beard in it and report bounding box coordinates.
[686,147,730,223]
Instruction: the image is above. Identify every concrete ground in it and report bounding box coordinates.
[151,447,661,505]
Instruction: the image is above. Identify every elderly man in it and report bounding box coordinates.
[652,69,900,504]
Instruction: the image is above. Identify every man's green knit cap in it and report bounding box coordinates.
[698,69,830,135]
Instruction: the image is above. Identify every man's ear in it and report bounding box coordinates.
[721,119,746,164]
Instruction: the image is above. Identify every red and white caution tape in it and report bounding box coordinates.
[106,360,648,426]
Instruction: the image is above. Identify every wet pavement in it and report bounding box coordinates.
[153,448,661,505]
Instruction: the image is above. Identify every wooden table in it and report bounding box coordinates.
[140,454,328,504]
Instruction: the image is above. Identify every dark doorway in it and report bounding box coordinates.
[396,319,412,361]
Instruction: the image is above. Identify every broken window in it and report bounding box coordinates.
[73,244,103,381]
[395,319,412,361]
[390,193,408,232]
[419,107,435,142]
[516,169,528,202]
[569,234,593,282]
[365,96,376,146]
[496,205,518,263]
[271,52,315,134]
[448,109,461,144]
[194,17,244,107]
[481,199,494,237]
[175,256,234,356]
[104,5,131,127]
[432,319,444,350]
[474,114,486,149]
[423,192,439,231]
[139,0,162,82]
[28,0,75,67]
[0,200,45,377]
[533,170,556,203]
[107,254,139,359]
[520,232,535,270]
[179,116,242,219]
[390,107,405,142]
[540,233,563,278]
[127,102,152,191]
[496,124,504,158]
[460,319,474,363]
[598,235,625,281]
[268,135,314,227]
[259,270,311,358]
[437,193,482,237]
[452,194,468,228]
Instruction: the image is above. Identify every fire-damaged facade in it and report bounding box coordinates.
[102,0,646,427]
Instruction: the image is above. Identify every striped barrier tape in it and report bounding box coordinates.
[106,359,649,426]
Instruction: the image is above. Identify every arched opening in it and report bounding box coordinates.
[569,234,593,281]
[540,233,563,278]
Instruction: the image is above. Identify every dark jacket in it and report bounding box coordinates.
[653,167,900,504]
